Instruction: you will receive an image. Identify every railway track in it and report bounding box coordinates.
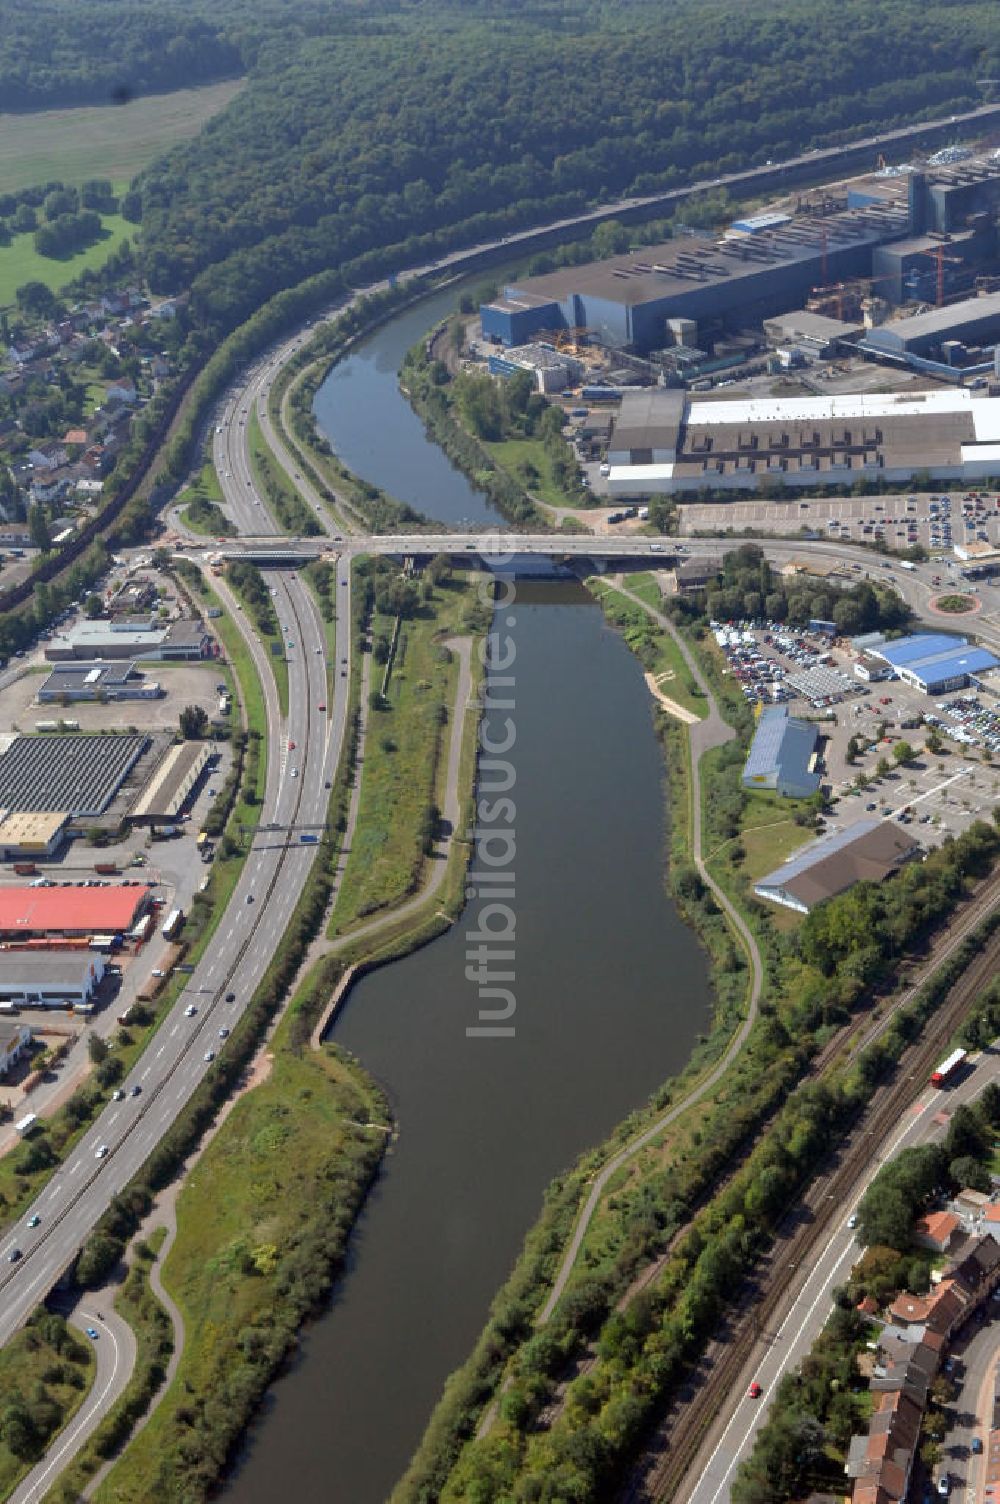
[623,910,1000,1504]
[529,874,1000,1437]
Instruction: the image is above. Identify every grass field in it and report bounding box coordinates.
[0,81,243,196]
[589,579,708,720]
[330,572,481,933]
[0,212,133,308]
[483,435,589,510]
[91,999,386,1504]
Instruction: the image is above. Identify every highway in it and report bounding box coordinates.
[0,384,349,1348]
[683,1046,1000,1504]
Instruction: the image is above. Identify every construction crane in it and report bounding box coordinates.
[918,244,964,307]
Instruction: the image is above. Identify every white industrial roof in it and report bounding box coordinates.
[686,388,1000,433]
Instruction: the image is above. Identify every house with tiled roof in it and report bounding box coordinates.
[913,1210,961,1254]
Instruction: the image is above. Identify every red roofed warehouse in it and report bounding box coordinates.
[0,885,150,939]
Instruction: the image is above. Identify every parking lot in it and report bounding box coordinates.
[710,615,1000,848]
[0,660,225,738]
[681,489,1000,555]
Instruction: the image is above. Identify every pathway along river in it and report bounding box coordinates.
[222,296,713,1504]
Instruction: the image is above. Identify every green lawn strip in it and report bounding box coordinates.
[589,578,708,719]
[220,569,289,720]
[329,571,482,934]
[85,989,388,1504]
[0,1310,96,1498]
[43,1229,174,1504]
[246,408,319,537]
[0,82,243,197]
[482,435,585,511]
[623,571,665,611]
[267,366,358,534]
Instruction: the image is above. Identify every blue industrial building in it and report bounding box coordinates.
[870,633,1000,693]
[481,195,911,353]
[741,705,821,799]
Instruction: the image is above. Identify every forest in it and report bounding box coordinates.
[118,0,1000,334]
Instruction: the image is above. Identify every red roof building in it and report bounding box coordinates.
[0,885,150,938]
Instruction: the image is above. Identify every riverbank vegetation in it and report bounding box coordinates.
[401,339,544,526]
[330,557,488,933]
[587,578,708,720]
[394,554,998,1502]
[83,1007,388,1504]
[0,1312,94,1498]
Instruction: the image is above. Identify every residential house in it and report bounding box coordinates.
[27,447,67,474]
[913,1210,961,1254]
[954,1187,992,1220]
[105,378,137,406]
[30,467,76,506]
[62,428,88,448]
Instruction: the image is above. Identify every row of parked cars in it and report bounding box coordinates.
[932,694,1000,756]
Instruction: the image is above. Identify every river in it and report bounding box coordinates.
[311,282,503,528]
[222,296,713,1503]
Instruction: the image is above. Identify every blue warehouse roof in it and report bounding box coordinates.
[875,633,968,667]
[743,705,820,791]
[911,646,999,684]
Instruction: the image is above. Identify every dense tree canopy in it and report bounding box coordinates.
[110,0,1000,332]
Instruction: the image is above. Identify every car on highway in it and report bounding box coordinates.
[747,1381,762,1399]
[95,1145,108,1159]
[112,1089,125,1101]
[204,1050,215,1063]
[937,1476,950,1496]
[27,1215,39,1228]
[219,1027,230,1039]
[290,767,299,778]
[151,968,165,978]
[184,1004,198,1017]
[8,1248,21,1262]
[325,780,332,789]
[318,702,326,711]
[246,893,254,904]
[848,1214,859,1229]
[225,992,235,1002]
[288,740,296,750]
[130,1085,141,1097]
[85,1327,99,1340]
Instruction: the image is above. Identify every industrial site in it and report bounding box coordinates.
[0,553,229,1133]
[479,143,1000,505]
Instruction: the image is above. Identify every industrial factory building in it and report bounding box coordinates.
[604,387,1000,496]
[128,741,212,825]
[753,819,922,914]
[481,152,1000,362]
[741,705,821,800]
[38,660,162,703]
[45,618,214,663]
[868,632,1000,694]
[862,290,1000,361]
[0,811,69,861]
[481,202,904,353]
[0,952,105,1007]
[0,885,150,940]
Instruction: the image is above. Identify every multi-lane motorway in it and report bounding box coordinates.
[0,376,349,1347]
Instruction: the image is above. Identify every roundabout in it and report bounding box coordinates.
[929,591,982,616]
